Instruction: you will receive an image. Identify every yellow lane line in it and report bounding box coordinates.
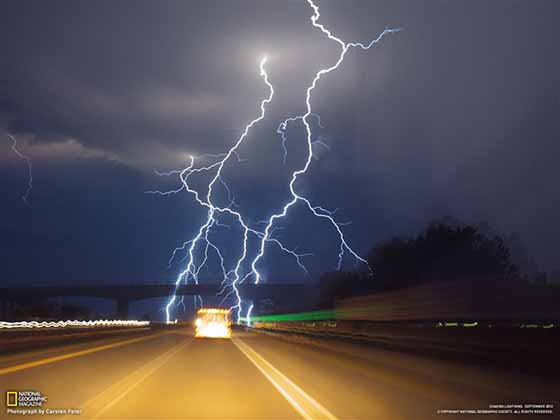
[0,332,166,375]
[86,338,190,419]
[0,330,150,365]
[232,337,337,420]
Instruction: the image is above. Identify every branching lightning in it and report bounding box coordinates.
[8,134,33,204]
[149,57,311,322]
[151,0,401,323]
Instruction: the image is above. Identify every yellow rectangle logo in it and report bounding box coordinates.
[6,391,18,407]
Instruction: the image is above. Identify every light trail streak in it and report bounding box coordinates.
[0,320,150,329]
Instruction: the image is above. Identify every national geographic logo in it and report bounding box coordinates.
[5,391,47,407]
[6,392,17,407]
[5,390,82,416]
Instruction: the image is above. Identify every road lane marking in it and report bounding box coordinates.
[86,338,190,419]
[72,339,188,410]
[0,329,150,365]
[0,332,166,375]
[253,329,490,407]
[232,337,337,420]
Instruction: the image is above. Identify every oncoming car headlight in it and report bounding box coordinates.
[194,308,231,338]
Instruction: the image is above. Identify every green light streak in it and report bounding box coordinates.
[249,309,338,322]
[246,309,554,330]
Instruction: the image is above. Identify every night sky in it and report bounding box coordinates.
[1,0,559,305]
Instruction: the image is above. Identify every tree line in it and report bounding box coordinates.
[319,221,521,301]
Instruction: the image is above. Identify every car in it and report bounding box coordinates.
[194,308,231,338]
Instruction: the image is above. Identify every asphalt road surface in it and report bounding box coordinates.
[1,327,557,419]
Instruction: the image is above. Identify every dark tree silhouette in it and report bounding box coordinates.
[320,222,519,301]
[369,223,518,290]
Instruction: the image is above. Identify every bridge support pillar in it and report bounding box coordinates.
[116,298,130,320]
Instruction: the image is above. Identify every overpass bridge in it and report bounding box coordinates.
[0,283,317,318]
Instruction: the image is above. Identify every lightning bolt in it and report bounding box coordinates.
[8,134,33,204]
[151,0,401,323]
[277,112,323,165]
[149,58,310,322]
[242,0,401,322]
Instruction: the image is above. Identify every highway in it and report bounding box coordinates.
[1,327,557,419]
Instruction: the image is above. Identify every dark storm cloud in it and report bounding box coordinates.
[1,0,559,296]
[0,0,341,165]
